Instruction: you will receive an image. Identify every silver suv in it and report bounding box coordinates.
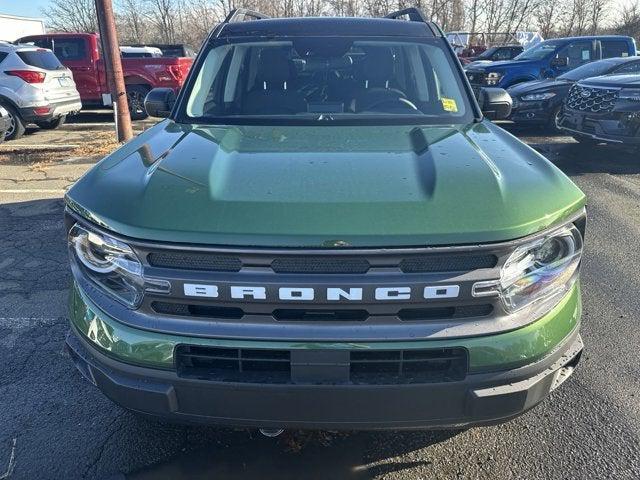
[0,42,82,140]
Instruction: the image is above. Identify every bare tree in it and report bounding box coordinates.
[42,0,98,32]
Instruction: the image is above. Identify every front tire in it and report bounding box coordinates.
[2,104,26,141]
[546,106,562,134]
[572,135,599,147]
[126,85,150,121]
[35,115,66,130]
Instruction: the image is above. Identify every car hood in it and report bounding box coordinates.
[66,120,585,248]
[464,60,493,68]
[507,78,573,96]
[580,74,640,88]
[466,59,534,72]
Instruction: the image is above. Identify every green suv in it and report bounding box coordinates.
[64,9,586,430]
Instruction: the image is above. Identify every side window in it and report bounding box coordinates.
[52,39,86,61]
[601,40,630,59]
[492,48,512,61]
[0,52,8,65]
[557,41,593,68]
[613,61,640,74]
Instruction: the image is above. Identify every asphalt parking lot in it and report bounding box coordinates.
[0,112,639,479]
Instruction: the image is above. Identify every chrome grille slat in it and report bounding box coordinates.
[566,85,619,113]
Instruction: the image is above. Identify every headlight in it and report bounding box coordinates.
[69,224,169,308]
[473,223,583,313]
[618,88,640,101]
[521,92,556,101]
[486,72,503,85]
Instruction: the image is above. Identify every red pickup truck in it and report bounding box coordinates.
[18,33,193,119]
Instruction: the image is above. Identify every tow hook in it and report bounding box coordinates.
[259,428,284,438]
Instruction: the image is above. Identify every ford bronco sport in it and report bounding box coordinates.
[64,9,586,430]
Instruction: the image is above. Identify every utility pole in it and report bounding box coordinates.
[94,0,133,142]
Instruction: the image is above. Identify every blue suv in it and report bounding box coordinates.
[465,36,637,90]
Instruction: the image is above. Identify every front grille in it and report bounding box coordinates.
[350,348,467,384]
[152,301,494,322]
[152,302,244,319]
[146,250,497,274]
[465,70,486,86]
[271,257,370,274]
[175,345,468,385]
[176,345,291,383]
[148,252,242,272]
[400,254,496,273]
[566,85,619,113]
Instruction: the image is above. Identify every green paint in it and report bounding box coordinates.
[70,282,581,373]
[65,119,585,247]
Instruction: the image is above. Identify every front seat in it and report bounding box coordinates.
[351,48,407,113]
[243,49,306,115]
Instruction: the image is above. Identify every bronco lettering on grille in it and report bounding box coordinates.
[182,284,461,301]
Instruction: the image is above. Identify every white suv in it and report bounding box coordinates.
[0,42,82,140]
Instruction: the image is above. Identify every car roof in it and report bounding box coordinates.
[217,17,438,39]
[543,35,633,42]
[0,41,52,53]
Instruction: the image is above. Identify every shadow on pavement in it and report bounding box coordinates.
[116,428,461,480]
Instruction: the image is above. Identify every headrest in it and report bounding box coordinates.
[359,48,396,84]
[257,49,293,86]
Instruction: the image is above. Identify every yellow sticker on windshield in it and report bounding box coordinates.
[441,97,458,113]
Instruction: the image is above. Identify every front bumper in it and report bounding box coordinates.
[558,109,640,144]
[66,327,582,430]
[509,99,555,125]
[66,283,583,430]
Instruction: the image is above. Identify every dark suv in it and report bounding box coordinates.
[558,74,640,146]
[64,9,586,431]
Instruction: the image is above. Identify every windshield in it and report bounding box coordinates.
[558,59,618,81]
[182,37,473,124]
[476,47,498,60]
[514,41,562,61]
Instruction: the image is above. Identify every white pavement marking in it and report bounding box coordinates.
[0,144,79,149]
[0,189,66,194]
[0,438,16,480]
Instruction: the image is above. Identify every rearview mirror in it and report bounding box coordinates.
[551,56,569,68]
[144,88,176,118]
[479,87,512,120]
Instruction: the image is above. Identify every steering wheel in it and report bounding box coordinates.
[362,97,419,113]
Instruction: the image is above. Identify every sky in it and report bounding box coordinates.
[1,0,633,23]
[1,0,50,19]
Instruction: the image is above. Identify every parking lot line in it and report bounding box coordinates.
[0,189,66,194]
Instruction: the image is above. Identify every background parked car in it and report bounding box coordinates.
[0,105,10,142]
[508,56,640,131]
[462,45,524,66]
[126,44,197,58]
[0,41,82,140]
[17,33,194,120]
[558,73,640,147]
[120,46,163,58]
[465,35,637,90]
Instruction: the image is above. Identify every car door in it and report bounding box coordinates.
[552,40,595,76]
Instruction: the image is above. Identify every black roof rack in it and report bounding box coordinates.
[223,8,270,24]
[385,8,428,23]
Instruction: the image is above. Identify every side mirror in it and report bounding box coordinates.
[479,87,512,120]
[551,56,568,68]
[144,88,176,118]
